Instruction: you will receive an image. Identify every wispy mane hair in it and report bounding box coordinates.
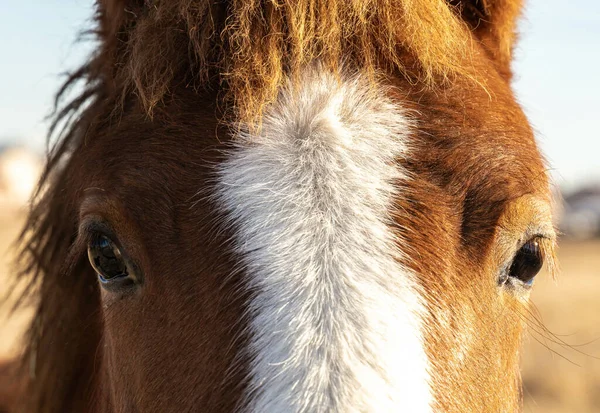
[101,0,482,123]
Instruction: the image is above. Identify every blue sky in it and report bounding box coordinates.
[1,0,598,189]
[512,0,600,189]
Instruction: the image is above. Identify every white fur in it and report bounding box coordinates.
[217,68,432,413]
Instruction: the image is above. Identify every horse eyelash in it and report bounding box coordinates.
[536,237,559,279]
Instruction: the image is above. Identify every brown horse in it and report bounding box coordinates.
[2,0,557,411]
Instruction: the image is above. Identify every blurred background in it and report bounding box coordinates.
[0,1,598,412]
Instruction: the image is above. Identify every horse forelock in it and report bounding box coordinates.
[95,0,521,125]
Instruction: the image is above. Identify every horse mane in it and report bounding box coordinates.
[12,64,108,411]
[12,1,524,411]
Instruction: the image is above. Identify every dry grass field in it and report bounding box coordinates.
[0,208,598,412]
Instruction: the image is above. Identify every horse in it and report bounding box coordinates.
[1,0,558,411]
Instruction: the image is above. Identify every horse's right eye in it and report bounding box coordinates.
[507,238,544,286]
[87,235,132,284]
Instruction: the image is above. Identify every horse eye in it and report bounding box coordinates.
[87,235,130,284]
[508,238,543,286]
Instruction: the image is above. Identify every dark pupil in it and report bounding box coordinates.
[88,235,128,280]
[508,239,543,285]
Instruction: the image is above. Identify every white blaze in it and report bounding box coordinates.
[217,68,431,413]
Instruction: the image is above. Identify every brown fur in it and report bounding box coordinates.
[390,77,556,411]
[5,0,555,412]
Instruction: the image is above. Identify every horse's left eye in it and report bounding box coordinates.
[508,238,544,286]
[87,235,131,284]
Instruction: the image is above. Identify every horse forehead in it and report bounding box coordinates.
[402,81,547,220]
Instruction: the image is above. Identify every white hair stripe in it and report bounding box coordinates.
[217,67,432,413]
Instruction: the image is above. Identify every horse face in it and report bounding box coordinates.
[72,76,552,413]
[17,1,556,412]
